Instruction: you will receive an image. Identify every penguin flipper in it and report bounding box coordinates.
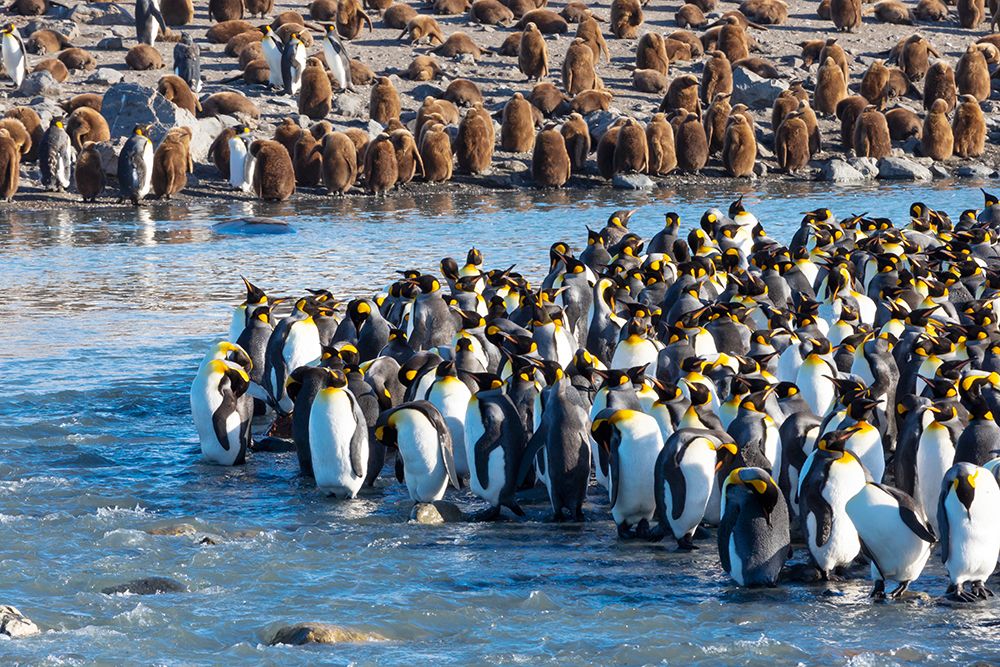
[515,421,546,486]
[609,441,620,510]
[349,397,367,479]
[474,405,504,491]
[717,497,737,575]
[878,483,936,543]
[422,404,460,490]
[802,474,834,548]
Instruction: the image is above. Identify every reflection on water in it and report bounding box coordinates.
[0,181,998,665]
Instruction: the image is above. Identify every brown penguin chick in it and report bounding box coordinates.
[499,32,523,56]
[389,129,424,184]
[309,0,338,20]
[662,74,700,115]
[674,112,709,172]
[370,77,402,126]
[957,0,985,28]
[207,20,254,43]
[309,121,333,140]
[405,55,443,81]
[25,29,73,55]
[419,121,454,182]
[952,94,985,157]
[245,0,274,18]
[730,102,755,130]
[633,68,668,93]
[576,14,610,62]
[366,0,394,14]
[199,93,261,119]
[238,42,264,69]
[560,112,590,171]
[530,82,570,116]
[669,30,703,57]
[158,75,201,115]
[716,17,749,63]
[226,30,262,57]
[923,61,956,112]
[0,130,20,202]
[830,0,861,31]
[298,58,333,120]
[415,97,460,137]
[209,127,236,177]
[885,107,921,141]
[884,66,915,101]
[974,42,1000,64]
[519,23,549,81]
[814,57,847,116]
[7,0,47,13]
[210,0,244,21]
[75,142,106,202]
[561,2,598,23]
[456,103,495,173]
[799,39,825,68]
[243,59,271,84]
[645,112,676,175]
[690,0,717,10]
[337,0,374,39]
[444,79,483,107]
[67,107,110,151]
[563,38,601,94]
[860,60,890,108]
[320,131,358,194]
[817,0,831,19]
[343,128,370,158]
[610,0,643,38]
[703,92,731,154]
[434,32,486,59]
[126,44,164,70]
[399,15,445,44]
[348,59,375,85]
[636,32,670,76]
[162,0,194,25]
[771,88,799,135]
[676,3,707,28]
[700,50,732,104]
[596,123,621,179]
[275,24,314,47]
[363,133,399,194]
[4,107,41,162]
[293,130,325,186]
[515,9,570,33]
[853,106,891,158]
[434,0,469,14]
[384,3,419,28]
[835,95,868,149]
[722,113,756,177]
[665,39,693,63]
[571,90,613,114]
[501,92,537,153]
[733,57,780,79]
[914,0,948,20]
[613,117,648,174]
[532,127,572,187]
[251,140,296,201]
[775,112,810,172]
[271,3,303,20]
[62,93,102,114]
[57,48,96,72]
[874,0,913,24]
[818,39,849,80]
[470,0,515,24]
[920,98,953,160]
[273,117,302,157]
[956,45,991,102]
[898,34,937,82]
[797,99,822,154]
[152,127,193,199]
[739,0,788,24]
[32,59,69,82]
[0,119,30,158]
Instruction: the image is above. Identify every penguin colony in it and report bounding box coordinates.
[196,192,1000,599]
[1,0,999,202]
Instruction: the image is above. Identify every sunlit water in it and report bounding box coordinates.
[3,181,1000,665]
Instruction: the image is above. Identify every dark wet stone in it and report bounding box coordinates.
[252,436,296,452]
[268,622,387,645]
[211,218,295,235]
[101,577,187,595]
[410,500,464,524]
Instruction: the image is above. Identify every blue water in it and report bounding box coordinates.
[2,181,1000,665]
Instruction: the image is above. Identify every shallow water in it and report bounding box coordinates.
[3,181,1000,666]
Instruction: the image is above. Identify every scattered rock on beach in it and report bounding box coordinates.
[19,71,60,97]
[613,173,655,190]
[820,159,867,184]
[101,83,197,145]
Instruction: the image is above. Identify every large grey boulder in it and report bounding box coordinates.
[731,68,788,110]
[877,156,932,181]
[19,71,60,97]
[820,159,867,184]
[87,67,123,85]
[585,108,624,142]
[0,605,40,638]
[613,173,655,190]
[72,2,134,26]
[333,91,367,120]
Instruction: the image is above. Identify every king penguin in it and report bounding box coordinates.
[281,32,307,96]
[190,345,254,466]
[424,361,473,480]
[173,33,202,93]
[718,467,791,587]
[308,368,369,498]
[938,462,1000,602]
[135,0,167,45]
[260,25,285,90]
[229,276,267,343]
[39,117,73,192]
[465,375,526,519]
[228,125,255,191]
[117,125,154,206]
[0,24,26,89]
[322,24,353,92]
[263,297,322,414]
[375,400,459,502]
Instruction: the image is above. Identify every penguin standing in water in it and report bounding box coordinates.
[173,33,202,93]
[235,304,273,408]
[135,0,167,45]
[591,408,664,538]
[190,344,254,466]
[281,32,307,96]
[424,361,473,479]
[322,24,353,91]
[308,368,369,498]
[229,277,267,343]
[846,482,935,600]
[465,376,526,519]
[938,463,1000,602]
[1,24,26,89]
[228,126,255,192]
[375,401,459,502]
[260,26,285,90]
[117,125,154,206]
[39,117,73,192]
[718,467,791,587]
[287,365,334,476]
[263,297,322,414]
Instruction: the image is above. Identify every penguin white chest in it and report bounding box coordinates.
[666,441,715,538]
[284,321,321,372]
[610,424,662,525]
[136,140,154,197]
[915,425,954,529]
[228,138,248,190]
[2,38,25,86]
[395,411,448,502]
[426,379,471,479]
[309,390,365,498]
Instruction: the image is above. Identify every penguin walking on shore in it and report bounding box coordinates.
[173,33,202,93]
[190,345,254,466]
[228,125,255,192]
[718,467,791,587]
[261,26,284,90]
[375,401,459,502]
[308,368,369,498]
[39,117,73,192]
[117,125,154,206]
[938,462,1000,602]
[322,24,353,92]
[1,24,26,89]
[135,0,167,45]
[281,32,307,96]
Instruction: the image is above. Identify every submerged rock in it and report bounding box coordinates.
[101,576,187,595]
[268,623,388,646]
[612,173,655,190]
[0,605,40,638]
[145,523,198,536]
[211,217,296,235]
[410,500,464,524]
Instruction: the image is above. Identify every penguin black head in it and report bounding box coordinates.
[241,276,266,305]
[454,274,485,293]
[983,188,999,209]
[608,209,636,228]
[468,372,504,393]
[210,359,250,395]
[398,351,441,386]
[440,257,459,281]
[248,305,271,325]
[727,195,746,218]
[466,247,483,267]
[682,379,712,407]
[132,124,151,137]
[412,274,441,294]
[725,467,780,522]
[451,307,485,330]
[52,116,66,130]
[817,428,861,455]
[323,367,349,389]
[661,211,680,233]
[320,344,346,369]
[950,466,979,514]
[347,298,372,328]
[455,337,475,354]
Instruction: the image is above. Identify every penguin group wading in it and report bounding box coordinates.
[194,192,1000,599]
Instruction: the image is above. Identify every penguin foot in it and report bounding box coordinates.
[869,580,886,601]
[676,535,698,551]
[888,582,910,599]
[972,581,994,599]
[616,522,634,540]
[946,583,980,603]
[645,523,668,543]
[635,518,652,540]
[694,524,711,539]
[820,570,845,582]
[505,501,526,518]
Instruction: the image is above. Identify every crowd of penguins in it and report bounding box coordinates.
[192,192,1000,599]
[1,0,999,202]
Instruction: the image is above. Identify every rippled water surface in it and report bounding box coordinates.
[3,182,1000,665]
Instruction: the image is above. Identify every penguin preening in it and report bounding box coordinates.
[190,342,254,465]
[375,400,459,502]
[719,467,791,587]
[117,124,155,205]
